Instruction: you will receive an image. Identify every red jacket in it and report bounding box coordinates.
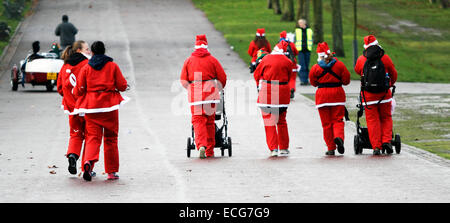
[248,40,272,63]
[180,49,227,106]
[254,52,293,107]
[73,60,128,115]
[310,58,350,108]
[57,58,88,114]
[354,53,397,105]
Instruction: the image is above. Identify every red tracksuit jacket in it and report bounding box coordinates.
[57,58,88,114]
[354,54,397,104]
[73,61,128,114]
[180,49,227,106]
[309,58,351,108]
[254,52,293,107]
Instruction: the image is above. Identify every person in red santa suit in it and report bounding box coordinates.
[309,42,350,156]
[279,31,299,99]
[180,34,227,159]
[354,35,397,155]
[248,28,271,73]
[57,40,92,175]
[254,41,293,157]
[73,41,128,181]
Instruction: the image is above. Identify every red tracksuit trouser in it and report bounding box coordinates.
[66,114,86,170]
[261,109,289,151]
[84,110,119,174]
[318,105,345,151]
[191,104,216,157]
[365,102,393,149]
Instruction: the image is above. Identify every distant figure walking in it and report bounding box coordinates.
[55,15,78,50]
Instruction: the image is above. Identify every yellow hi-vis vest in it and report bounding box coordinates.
[295,28,313,51]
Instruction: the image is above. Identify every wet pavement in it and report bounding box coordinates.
[0,0,449,202]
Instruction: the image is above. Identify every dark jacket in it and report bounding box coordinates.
[55,21,78,47]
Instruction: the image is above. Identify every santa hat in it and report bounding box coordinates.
[272,40,289,54]
[316,42,332,58]
[280,31,287,39]
[363,35,379,49]
[195,34,208,49]
[256,28,266,37]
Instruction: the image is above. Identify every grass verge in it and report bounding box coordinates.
[192,0,450,83]
[0,0,34,57]
[302,93,450,159]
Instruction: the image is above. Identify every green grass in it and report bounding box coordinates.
[192,0,450,83]
[302,93,450,159]
[0,0,33,57]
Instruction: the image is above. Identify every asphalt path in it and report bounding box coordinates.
[0,0,449,202]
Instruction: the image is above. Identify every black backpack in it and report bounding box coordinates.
[285,42,295,63]
[362,46,389,93]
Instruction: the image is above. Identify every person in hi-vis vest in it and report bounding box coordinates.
[295,19,313,85]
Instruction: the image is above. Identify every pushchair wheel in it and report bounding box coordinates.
[227,137,232,157]
[187,137,194,158]
[394,134,401,154]
[354,135,362,155]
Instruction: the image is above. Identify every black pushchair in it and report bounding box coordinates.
[353,86,401,155]
[186,90,232,157]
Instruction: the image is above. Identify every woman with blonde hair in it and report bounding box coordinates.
[57,40,91,175]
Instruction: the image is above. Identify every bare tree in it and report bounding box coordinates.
[352,0,358,66]
[331,0,345,57]
[312,0,323,44]
[296,0,310,25]
[273,0,282,14]
[281,0,295,21]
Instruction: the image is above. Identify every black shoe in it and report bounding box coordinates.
[290,89,295,99]
[334,137,345,154]
[383,143,393,154]
[83,162,92,181]
[373,148,381,155]
[300,82,309,86]
[67,153,78,175]
[325,150,335,156]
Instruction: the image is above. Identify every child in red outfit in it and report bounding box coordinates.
[180,35,227,159]
[309,42,350,155]
[279,31,299,99]
[57,40,91,174]
[73,41,128,181]
[254,41,293,157]
[354,35,397,155]
[248,28,271,72]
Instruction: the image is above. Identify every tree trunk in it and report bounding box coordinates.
[352,0,358,66]
[331,0,345,57]
[441,0,449,8]
[281,0,295,21]
[268,0,273,9]
[312,0,323,44]
[296,0,310,25]
[273,0,282,14]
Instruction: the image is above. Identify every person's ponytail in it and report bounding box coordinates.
[61,45,73,64]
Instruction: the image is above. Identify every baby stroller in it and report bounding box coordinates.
[186,90,232,157]
[353,86,401,155]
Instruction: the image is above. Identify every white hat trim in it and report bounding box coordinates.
[364,40,378,49]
